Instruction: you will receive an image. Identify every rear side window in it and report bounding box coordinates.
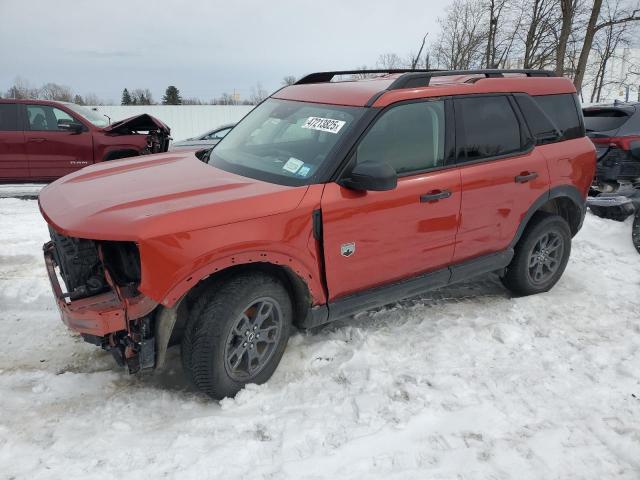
[455,96,521,161]
[0,104,20,131]
[583,108,631,132]
[533,94,583,140]
[355,100,446,174]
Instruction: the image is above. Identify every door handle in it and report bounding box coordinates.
[28,137,46,143]
[420,190,452,203]
[515,172,538,183]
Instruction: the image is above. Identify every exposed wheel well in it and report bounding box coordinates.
[537,196,582,236]
[170,262,312,344]
[103,149,140,161]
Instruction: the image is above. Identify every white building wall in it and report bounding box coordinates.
[598,47,640,102]
[88,105,255,143]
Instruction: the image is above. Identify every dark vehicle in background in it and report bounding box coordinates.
[0,99,170,182]
[584,102,640,252]
[583,102,640,192]
[169,124,234,151]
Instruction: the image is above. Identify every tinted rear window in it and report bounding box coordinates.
[0,104,19,131]
[534,94,583,140]
[455,95,522,161]
[583,108,631,132]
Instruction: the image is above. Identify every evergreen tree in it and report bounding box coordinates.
[121,88,132,105]
[73,94,85,105]
[162,85,182,105]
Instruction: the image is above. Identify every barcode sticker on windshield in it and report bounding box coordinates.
[302,117,346,134]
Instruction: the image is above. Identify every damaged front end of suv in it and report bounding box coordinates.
[44,229,157,372]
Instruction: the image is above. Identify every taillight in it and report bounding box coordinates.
[591,135,640,150]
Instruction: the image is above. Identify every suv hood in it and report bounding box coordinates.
[39,152,308,241]
[103,113,170,134]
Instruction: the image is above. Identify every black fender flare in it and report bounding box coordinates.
[509,185,586,248]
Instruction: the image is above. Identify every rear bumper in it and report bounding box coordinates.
[43,241,157,337]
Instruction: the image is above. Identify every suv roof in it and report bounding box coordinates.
[0,98,76,107]
[274,69,577,107]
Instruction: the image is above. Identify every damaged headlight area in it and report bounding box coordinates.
[48,227,141,298]
[46,228,157,373]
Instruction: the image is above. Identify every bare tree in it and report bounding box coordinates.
[213,93,237,105]
[484,0,524,68]
[182,97,205,105]
[409,34,429,69]
[5,76,39,99]
[555,0,581,75]
[376,53,404,69]
[39,82,74,102]
[282,75,297,86]
[249,82,268,104]
[433,0,487,69]
[519,0,562,69]
[130,88,154,105]
[83,93,104,105]
[588,0,638,100]
[574,0,640,92]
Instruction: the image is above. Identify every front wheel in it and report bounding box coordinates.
[501,214,572,296]
[182,273,292,400]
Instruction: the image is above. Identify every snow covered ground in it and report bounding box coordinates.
[0,198,639,479]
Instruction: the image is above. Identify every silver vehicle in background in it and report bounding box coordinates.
[169,123,234,151]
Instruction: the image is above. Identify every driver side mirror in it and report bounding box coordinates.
[57,121,84,134]
[339,161,397,192]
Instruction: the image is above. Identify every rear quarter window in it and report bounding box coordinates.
[533,93,584,141]
[0,104,20,131]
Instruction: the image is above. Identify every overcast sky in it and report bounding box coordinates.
[0,0,450,103]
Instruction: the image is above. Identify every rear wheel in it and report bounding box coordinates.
[181,273,292,399]
[501,214,572,296]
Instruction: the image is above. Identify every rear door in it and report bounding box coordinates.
[321,99,462,300]
[24,104,93,180]
[452,95,550,263]
[0,103,28,181]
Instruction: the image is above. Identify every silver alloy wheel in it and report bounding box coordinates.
[224,297,283,381]
[527,231,564,285]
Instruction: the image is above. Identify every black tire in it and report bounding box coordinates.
[181,273,292,399]
[501,214,572,296]
[633,212,640,254]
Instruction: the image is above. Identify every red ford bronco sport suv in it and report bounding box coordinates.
[39,69,595,399]
[0,99,170,182]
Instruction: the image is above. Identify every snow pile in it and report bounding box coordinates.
[0,198,639,479]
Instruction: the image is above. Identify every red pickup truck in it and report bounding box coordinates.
[0,99,170,182]
[39,69,595,399]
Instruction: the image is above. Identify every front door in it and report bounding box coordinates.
[24,104,93,180]
[321,99,462,300]
[0,103,28,181]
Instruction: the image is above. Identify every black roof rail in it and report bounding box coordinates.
[387,69,557,90]
[295,68,556,88]
[295,69,441,85]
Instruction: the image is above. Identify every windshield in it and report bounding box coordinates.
[209,98,364,185]
[63,103,110,127]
